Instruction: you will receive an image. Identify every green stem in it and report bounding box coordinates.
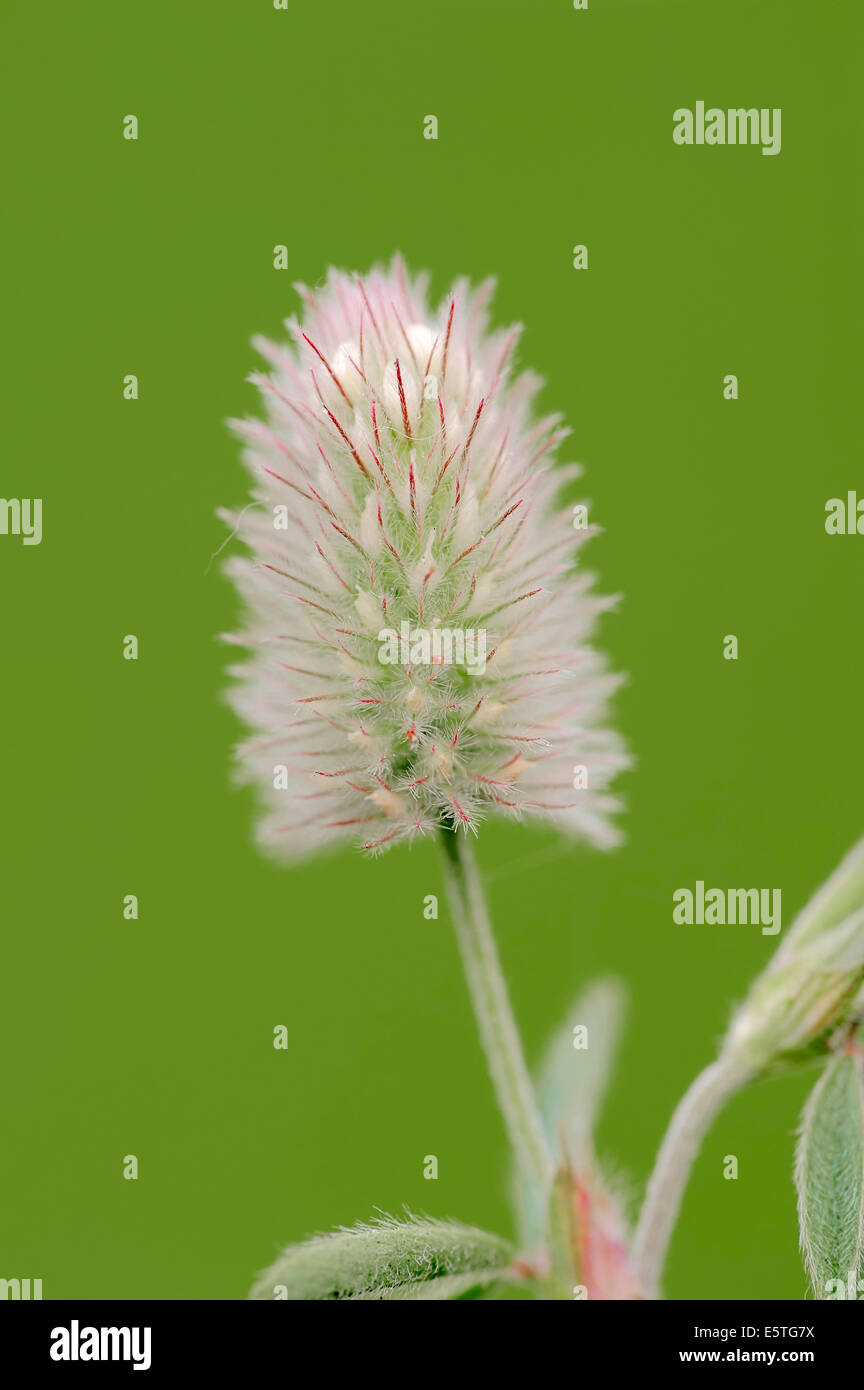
[631,1055,751,1298]
[438,828,553,1203]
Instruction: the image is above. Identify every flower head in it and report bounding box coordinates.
[223,258,626,858]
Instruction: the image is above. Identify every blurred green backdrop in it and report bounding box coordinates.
[1,0,861,1300]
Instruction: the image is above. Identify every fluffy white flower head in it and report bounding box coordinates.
[223,258,626,857]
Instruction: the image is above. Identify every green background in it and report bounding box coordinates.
[1,0,861,1300]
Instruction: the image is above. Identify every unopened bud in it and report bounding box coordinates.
[723,840,864,1073]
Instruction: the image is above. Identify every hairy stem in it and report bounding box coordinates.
[438,828,553,1203]
[632,1056,751,1298]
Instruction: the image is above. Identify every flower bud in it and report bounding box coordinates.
[723,838,864,1073]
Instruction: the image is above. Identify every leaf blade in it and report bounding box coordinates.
[248,1214,513,1301]
[795,1048,864,1298]
[513,977,626,1248]
[536,977,626,1149]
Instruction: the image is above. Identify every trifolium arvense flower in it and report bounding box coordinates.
[222,258,627,858]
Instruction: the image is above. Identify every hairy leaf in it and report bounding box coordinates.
[356,1269,535,1300]
[514,977,626,1248]
[796,1047,864,1298]
[248,1214,513,1301]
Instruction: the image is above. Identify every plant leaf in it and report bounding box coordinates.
[536,978,626,1147]
[357,1268,532,1300]
[248,1213,513,1301]
[513,977,626,1248]
[795,1047,864,1298]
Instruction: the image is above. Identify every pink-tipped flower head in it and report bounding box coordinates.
[223,258,627,858]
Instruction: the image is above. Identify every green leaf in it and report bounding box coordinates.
[536,978,626,1146]
[248,1213,513,1301]
[514,978,626,1248]
[795,1047,864,1299]
[359,1269,533,1300]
